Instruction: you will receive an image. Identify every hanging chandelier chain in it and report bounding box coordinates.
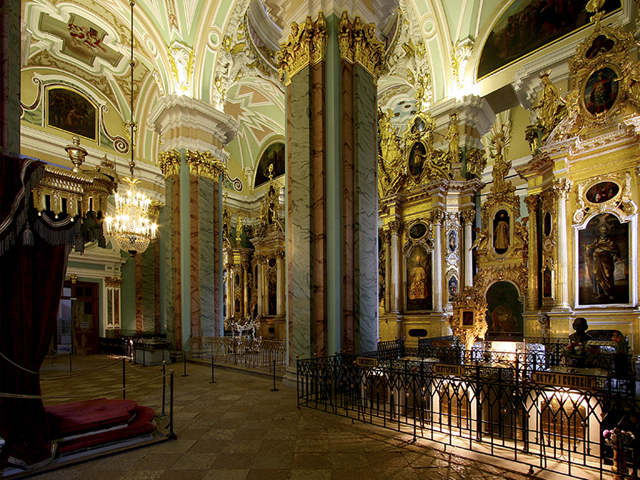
[129,0,136,178]
[104,0,158,258]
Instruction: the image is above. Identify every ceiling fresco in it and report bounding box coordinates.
[20,0,633,179]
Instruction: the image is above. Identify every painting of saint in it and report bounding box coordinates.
[448,230,457,252]
[406,247,432,311]
[47,88,97,140]
[493,210,510,254]
[477,0,621,79]
[584,67,618,115]
[255,142,285,188]
[448,276,458,299]
[579,214,628,305]
[461,311,474,327]
[586,181,619,203]
[486,281,523,338]
[408,142,427,177]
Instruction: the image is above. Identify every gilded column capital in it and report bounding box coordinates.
[159,150,181,178]
[380,229,391,244]
[278,12,328,85]
[186,150,228,181]
[431,209,445,226]
[255,254,267,265]
[388,220,403,236]
[148,201,164,219]
[462,210,476,225]
[524,194,540,213]
[338,12,385,84]
[275,249,286,259]
[105,277,123,288]
[552,178,572,200]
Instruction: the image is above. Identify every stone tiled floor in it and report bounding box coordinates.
[27,354,558,480]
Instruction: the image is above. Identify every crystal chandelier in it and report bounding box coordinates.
[105,0,157,258]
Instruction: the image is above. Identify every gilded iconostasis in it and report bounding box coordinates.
[16,0,640,353]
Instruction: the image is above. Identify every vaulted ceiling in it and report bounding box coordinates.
[20,0,630,193]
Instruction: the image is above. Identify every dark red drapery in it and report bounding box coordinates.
[0,154,78,467]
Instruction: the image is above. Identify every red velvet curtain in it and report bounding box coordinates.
[0,154,76,467]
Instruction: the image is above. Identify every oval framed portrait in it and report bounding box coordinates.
[409,222,427,240]
[585,180,620,204]
[581,65,620,117]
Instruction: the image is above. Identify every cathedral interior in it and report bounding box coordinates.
[2,0,640,476]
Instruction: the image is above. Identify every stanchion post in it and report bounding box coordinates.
[122,357,126,399]
[182,352,188,377]
[161,360,166,417]
[210,356,216,384]
[271,359,279,392]
[168,370,177,439]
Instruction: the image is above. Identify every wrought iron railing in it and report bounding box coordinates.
[190,336,287,372]
[297,340,638,479]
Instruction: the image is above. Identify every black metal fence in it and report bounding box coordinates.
[297,339,638,479]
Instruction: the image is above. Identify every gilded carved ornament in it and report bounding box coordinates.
[278,12,328,85]
[377,107,405,197]
[573,172,637,224]
[401,110,451,184]
[105,276,123,288]
[158,150,181,177]
[465,148,487,178]
[447,286,488,354]
[451,38,474,92]
[462,210,475,225]
[338,12,385,83]
[388,220,403,236]
[186,150,227,181]
[473,265,528,300]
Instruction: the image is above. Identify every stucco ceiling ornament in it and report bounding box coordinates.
[168,42,195,96]
[451,38,474,94]
[213,0,281,110]
[380,6,432,111]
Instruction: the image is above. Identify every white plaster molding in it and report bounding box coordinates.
[431,95,495,149]
[512,42,576,111]
[248,0,282,52]
[68,239,127,272]
[148,94,240,147]
[20,125,165,194]
[21,22,32,68]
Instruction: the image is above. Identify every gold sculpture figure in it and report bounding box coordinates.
[533,71,564,133]
[445,112,460,164]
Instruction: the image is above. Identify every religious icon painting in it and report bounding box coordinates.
[408,142,427,177]
[543,212,552,237]
[585,181,620,204]
[448,276,458,299]
[448,230,457,253]
[406,246,432,311]
[582,66,620,117]
[486,281,524,339]
[461,310,474,328]
[409,222,427,240]
[578,213,629,306]
[47,87,97,141]
[255,142,285,188]
[492,209,510,255]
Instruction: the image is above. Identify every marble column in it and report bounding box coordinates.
[432,210,445,312]
[525,194,540,310]
[256,255,265,317]
[158,151,182,348]
[276,250,285,316]
[242,260,249,317]
[134,237,161,334]
[150,95,238,349]
[389,220,402,313]
[382,229,391,314]
[554,180,571,309]
[280,11,383,359]
[0,0,21,154]
[462,210,475,287]
[227,263,235,319]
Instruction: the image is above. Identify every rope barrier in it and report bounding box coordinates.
[40,359,123,380]
[0,350,39,375]
[0,371,173,401]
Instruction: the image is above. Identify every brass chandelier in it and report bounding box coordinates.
[105,0,157,258]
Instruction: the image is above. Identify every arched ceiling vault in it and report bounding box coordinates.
[22,0,631,185]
